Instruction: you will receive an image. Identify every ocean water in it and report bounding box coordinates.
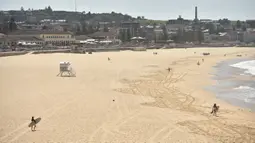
[233,86,255,104]
[230,60,255,76]
[208,59,255,111]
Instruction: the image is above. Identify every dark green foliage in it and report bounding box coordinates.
[218,18,230,25]
[0,8,136,25]
[204,23,216,34]
[242,25,247,31]
[88,25,94,33]
[236,20,241,29]
[103,24,109,32]
[9,17,17,32]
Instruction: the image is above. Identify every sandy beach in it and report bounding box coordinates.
[0,47,255,143]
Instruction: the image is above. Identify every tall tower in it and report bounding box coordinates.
[194,6,202,43]
[195,6,198,21]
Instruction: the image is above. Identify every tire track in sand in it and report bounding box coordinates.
[114,55,255,143]
[88,110,141,142]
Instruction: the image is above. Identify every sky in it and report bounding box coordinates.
[0,0,254,20]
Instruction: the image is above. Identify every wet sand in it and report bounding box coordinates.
[0,47,255,143]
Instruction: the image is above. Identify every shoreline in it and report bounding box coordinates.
[165,48,255,116]
[208,58,255,111]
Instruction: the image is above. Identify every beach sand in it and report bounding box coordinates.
[0,47,255,143]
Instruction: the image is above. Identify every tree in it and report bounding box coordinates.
[47,6,52,12]
[88,25,94,34]
[153,23,156,28]
[9,17,17,32]
[242,25,247,31]
[216,25,225,33]
[236,20,241,29]
[177,15,184,21]
[87,12,91,17]
[218,18,230,25]
[81,22,88,34]
[232,25,236,31]
[42,25,47,30]
[204,23,216,34]
[45,6,53,15]
[20,7,24,12]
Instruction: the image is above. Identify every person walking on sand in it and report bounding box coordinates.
[211,103,219,116]
[31,116,36,131]
[167,67,172,72]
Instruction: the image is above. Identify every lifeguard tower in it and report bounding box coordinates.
[57,61,76,77]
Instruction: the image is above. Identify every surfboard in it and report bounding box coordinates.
[28,117,41,127]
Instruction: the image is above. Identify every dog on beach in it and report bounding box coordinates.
[211,103,220,116]
[108,57,111,61]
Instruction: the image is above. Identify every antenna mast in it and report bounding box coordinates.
[75,0,77,12]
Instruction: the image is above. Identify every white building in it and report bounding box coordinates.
[203,32,212,42]
[154,27,164,41]
[243,29,255,43]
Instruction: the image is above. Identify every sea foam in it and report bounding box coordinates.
[233,86,255,104]
[230,60,255,75]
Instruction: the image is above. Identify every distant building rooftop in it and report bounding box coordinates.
[75,35,90,40]
[8,30,73,35]
[0,35,43,41]
[88,30,117,38]
[121,21,139,24]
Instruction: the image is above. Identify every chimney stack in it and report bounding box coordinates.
[195,6,198,20]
